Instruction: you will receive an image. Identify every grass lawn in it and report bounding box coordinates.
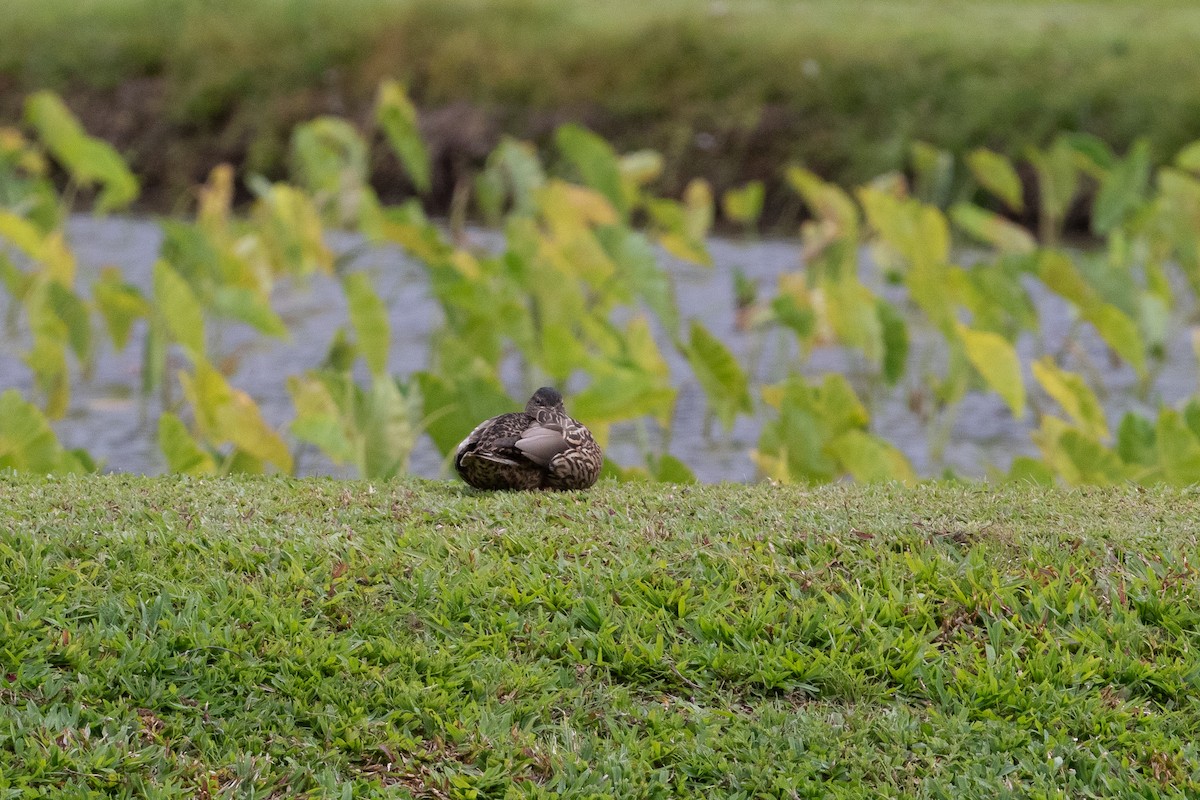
[5,0,1200,214]
[2,475,1199,796]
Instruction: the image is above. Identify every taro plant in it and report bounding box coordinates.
[6,87,1200,486]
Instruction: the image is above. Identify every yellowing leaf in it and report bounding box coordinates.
[1085,304,1145,378]
[343,272,391,376]
[828,430,917,485]
[949,203,1036,254]
[957,323,1026,418]
[153,260,205,359]
[375,80,430,193]
[1031,357,1108,440]
[25,91,139,211]
[722,181,765,227]
[966,148,1024,211]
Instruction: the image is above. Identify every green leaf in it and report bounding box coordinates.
[572,368,676,429]
[212,286,288,338]
[359,377,421,479]
[1004,456,1056,486]
[289,373,358,466]
[651,453,696,484]
[153,260,205,359]
[1156,410,1200,485]
[966,148,1024,211]
[416,372,514,456]
[1116,412,1156,467]
[46,281,91,364]
[1174,140,1200,174]
[1093,139,1151,234]
[375,80,430,193]
[682,320,752,431]
[877,299,908,385]
[600,227,679,338]
[1059,431,1130,485]
[93,267,148,350]
[957,324,1026,418]
[555,123,626,216]
[158,412,216,475]
[1038,250,1095,308]
[828,429,916,484]
[1084,303,1146,378]
[722,181,765,227]
[343,272,391,377]
[0,388,78,473]
[25,91,138,211]
[1031,357,1108,440]
[949,203,1036,254]
[910,141,954,207]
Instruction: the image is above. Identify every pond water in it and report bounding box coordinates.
[1,215,1196,482]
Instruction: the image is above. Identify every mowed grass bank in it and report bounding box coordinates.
[2,476,1200,797]
[5,0,1200,212]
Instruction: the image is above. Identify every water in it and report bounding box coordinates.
[1,215,1195,482]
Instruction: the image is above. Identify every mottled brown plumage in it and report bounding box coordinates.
[454,387,603,491]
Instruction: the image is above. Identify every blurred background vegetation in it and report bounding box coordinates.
[6,0,1200,225]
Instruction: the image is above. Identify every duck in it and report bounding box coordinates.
[454,387,603,491]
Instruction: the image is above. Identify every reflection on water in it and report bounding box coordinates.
[1,215,1195,482]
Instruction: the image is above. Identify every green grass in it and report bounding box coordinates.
[3,476,1200,797]
[5,0,1200,212]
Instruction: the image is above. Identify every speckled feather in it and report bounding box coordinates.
[454,387,603,491]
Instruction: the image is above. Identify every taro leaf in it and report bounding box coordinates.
[25,91,138,212]
[1116,412,1156,467]
[651,453,696,484]
[289,373,357,466]
[1175,140,1200,174]
[251,182,334,276]
[416,371,514,456]
[949,203,1036,254]
[910,141,954,208]
[1031,357,1108,440]
[360,377,420,479]
[957,324,1026,418]
[1038,250,1095,308]
[212,286,288,338]
[0,388,73,473]
[599,226,679,338]
[343,272,390,376]
[787,167,859,233]
[572,368,677,429]
[1084,303,1145,378]
[1026,138,1079,236]
[965,147,1024,212]
[375,80,430,193]
[1093,139,1151,235]
[1156,409,1200,486]
[828,429,916,485]
[93,267,148,350]
[682,319,752,431]
[487,138,546,218]
[153,259,205,360]
[291,116,368,195]
[158,412,217,475]
[1059,431,1129,485]
[46,281,91,364]
[877,299,909,385]
[1004,456,1056,486]
[555,123,626,216]
[181,360,293,473]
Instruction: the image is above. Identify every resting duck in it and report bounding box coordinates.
[454,387,603,491]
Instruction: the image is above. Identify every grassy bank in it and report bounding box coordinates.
[4,0,1200,217]
[3,476,1199,796]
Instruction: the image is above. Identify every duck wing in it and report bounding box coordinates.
[514,423,572,467]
